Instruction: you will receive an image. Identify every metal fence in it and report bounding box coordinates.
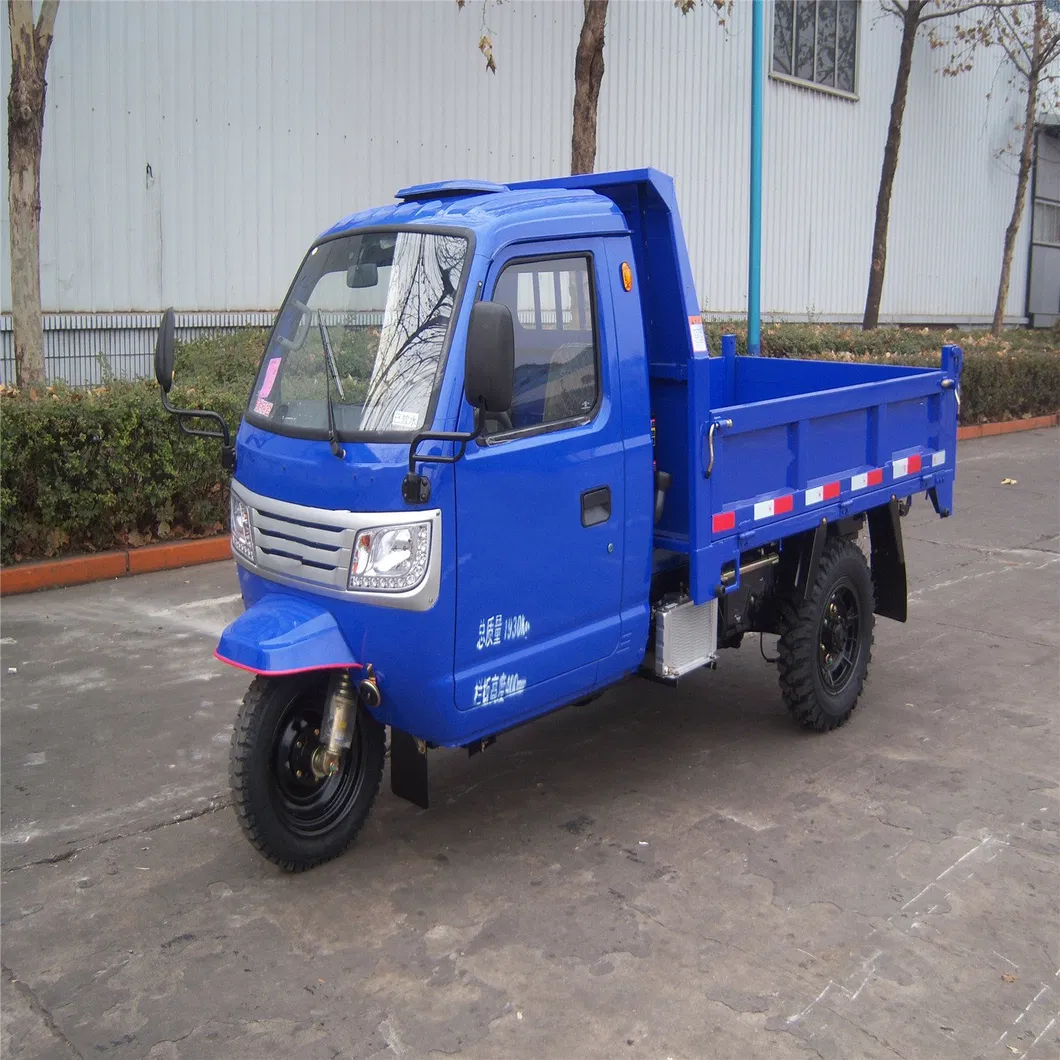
[0,311,277,387]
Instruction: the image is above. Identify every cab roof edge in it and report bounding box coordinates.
[396,180,509,202]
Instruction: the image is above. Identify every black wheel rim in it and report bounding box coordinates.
[817,578,862,695]
[269,685,368,838]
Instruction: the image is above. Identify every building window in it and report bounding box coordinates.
[1033,200,1060,247]
[773,1,859,96]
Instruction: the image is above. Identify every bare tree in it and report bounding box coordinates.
[985,1,1060,332]
[863,0,1028,330]
[7,0,58,386]
[570,0,610,175]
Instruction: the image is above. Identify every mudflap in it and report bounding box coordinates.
[868,499,907,623]
[215,594,359,675]
[390,729,430,809]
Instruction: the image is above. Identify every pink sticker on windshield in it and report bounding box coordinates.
[254,397,273,416]
[258,357,282,398]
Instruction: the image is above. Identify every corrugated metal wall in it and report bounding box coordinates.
[0,0,1034,344]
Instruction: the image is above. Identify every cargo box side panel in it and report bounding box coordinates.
[690,367,957,603]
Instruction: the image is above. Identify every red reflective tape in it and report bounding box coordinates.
[867,468,884,487]
[823,481,841,500]
[907,454,922,474]
[774,494,794,515]
[713,511,736,533]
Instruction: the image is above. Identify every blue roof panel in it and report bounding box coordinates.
[318,181,632,252]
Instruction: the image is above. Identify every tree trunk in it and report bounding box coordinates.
[571,0,608,176]
[863,1,923,330]
[992,1,1042,335]
[7,0,59,387]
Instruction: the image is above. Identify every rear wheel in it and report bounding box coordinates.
[777,536,874,732]
[229,672,385,871]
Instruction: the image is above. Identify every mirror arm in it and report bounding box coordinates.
[401,411,482,504]
[161,387,236,471]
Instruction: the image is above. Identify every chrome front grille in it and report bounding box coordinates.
[252,503,351,584]
[229,480,443,611]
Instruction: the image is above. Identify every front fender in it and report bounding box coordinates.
[215,594,360,676]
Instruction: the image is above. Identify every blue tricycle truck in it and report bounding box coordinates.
[154,169,962,871]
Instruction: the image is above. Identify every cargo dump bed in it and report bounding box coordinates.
[514,168,963,605]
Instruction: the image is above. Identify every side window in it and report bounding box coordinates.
[492,255,598,431]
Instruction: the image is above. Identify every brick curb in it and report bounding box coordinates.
[956,413,1058,441]
[1,536,232,596]
[1,416,1056,597]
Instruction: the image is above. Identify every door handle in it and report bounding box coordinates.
[581,485,611,527]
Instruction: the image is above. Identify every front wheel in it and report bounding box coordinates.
[229,672,385,871]
[777,536,875,732]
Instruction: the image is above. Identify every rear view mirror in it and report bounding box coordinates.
[155,307,176,393]
[347,263,378,289]
[464,301,514,415]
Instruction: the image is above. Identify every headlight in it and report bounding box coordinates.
[230,494,255,563]
[348,521,431,592]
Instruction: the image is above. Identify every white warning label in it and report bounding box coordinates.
[689,315,708,353]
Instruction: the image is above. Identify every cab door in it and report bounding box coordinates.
[453,241,624,720]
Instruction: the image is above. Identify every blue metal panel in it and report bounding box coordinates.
[601,236,653,684]
[451,236,626,716]
[649,377,691,551]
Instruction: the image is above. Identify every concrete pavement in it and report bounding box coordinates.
[1,429,1057,1059]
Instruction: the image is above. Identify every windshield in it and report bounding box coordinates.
[248,230,469,436]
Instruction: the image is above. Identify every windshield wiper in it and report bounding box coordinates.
[317,316,345,459]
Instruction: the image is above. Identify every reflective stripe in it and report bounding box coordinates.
[893,454,922,479]
[805,481,840,506]
[713,510,736,533]
[932,449,946,467]
[851,468,883,491]
[753,494,793,521]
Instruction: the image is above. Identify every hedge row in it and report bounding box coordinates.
[1,325,1057,565]
[0,381,243,564]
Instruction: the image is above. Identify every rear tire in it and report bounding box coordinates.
[229,672,385,871]
[777,536,874,732]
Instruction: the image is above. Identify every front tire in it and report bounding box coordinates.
[229,672,385,871]
[777,536,875,732]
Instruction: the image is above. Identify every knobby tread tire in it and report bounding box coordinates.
[777,535,875,733]
[229,674,385,872]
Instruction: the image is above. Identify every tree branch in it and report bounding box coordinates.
[919,0,1030,23]
[996,6,1033,74]
[35,0,58,45]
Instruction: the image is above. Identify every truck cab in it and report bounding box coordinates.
[155,169,961,871]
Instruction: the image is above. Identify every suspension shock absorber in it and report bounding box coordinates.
[313,670,358,777]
